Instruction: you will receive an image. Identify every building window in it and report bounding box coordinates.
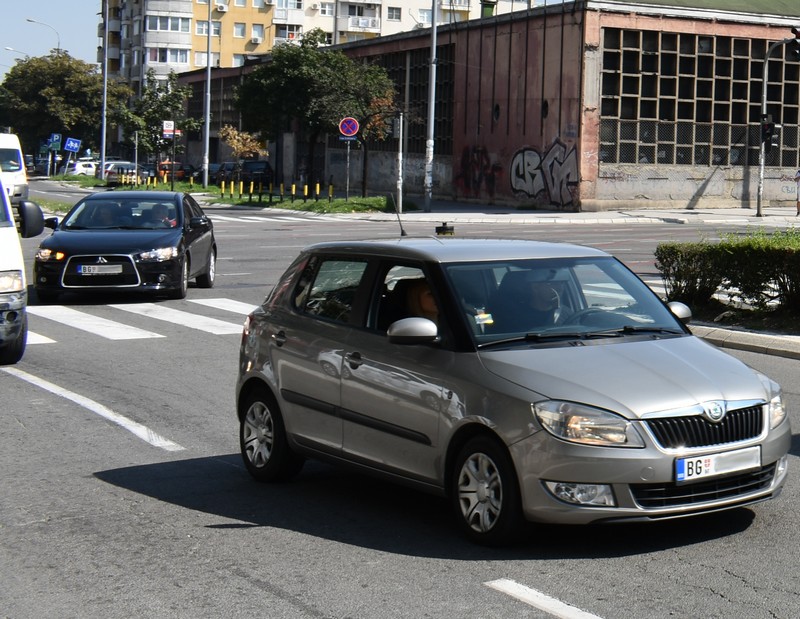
[232,54,246,67]
[319,2,334,16]
[194,51,220,67]
[387,7,401,21]
[233,22,246,38]
[235,0,246,6]
[146,16,191,33]
[147,48,190,64]
[278,0,303,8]
[348,5,364,17]
[276,24,302,40]
[253,0,265,6]
[196,21,222,36]
[252,24,265,39]
[198,0,209,4]
[419,9,432,24]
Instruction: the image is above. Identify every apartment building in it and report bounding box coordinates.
[100,1,537,93]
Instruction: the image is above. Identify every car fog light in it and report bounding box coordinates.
[544,481,616,506]
[776,455,789,479]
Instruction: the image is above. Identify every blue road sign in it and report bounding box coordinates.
[64,137,81,153]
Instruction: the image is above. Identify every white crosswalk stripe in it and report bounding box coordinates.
[109,303,243,334]
[27,305,165,340]
[188,298,257,315]
[207,214,343,223]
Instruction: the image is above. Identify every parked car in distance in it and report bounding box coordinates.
[192,163,222,183]
[236,238,791,545]
[62,160,97,176]
[159,161,195,181]
[34,190,216,301]
[214,161,238,185]
[96,161,149,186]
[240,159,273,186]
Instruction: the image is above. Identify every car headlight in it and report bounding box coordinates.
[0,270,23,293]
[35,248,65,262]
[768,393,786,429]
[137,247,180,261]
[534,400,645,447]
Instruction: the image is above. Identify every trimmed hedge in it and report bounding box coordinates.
[655,229,800,313]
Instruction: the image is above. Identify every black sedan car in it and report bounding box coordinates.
[34,191,216,301]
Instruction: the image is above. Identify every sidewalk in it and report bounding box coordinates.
[202,195,800,360]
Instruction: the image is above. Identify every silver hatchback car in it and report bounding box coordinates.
[236,238,790,544]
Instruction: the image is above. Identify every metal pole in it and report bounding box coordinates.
[423,0,437,212]
[397,112,404,214]
[100,1,108,183]
[757,37,794,217]
[202,0,212,188]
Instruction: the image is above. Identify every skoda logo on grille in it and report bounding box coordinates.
[702,401,726,423]
[97,256,108,264]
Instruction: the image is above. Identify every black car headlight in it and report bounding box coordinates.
[534,400,645,447]
[137,247,180,262]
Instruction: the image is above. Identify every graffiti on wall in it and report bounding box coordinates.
[510,141,579,207]
[453,145,505,200]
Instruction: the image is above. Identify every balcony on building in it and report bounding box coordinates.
[336,15,381,33]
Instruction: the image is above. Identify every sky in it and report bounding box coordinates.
[1,1,100,79]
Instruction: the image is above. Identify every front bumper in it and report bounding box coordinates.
[0,290,27,346]
[34,255,184,294]
[510,418,791,525]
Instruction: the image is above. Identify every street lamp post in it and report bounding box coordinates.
[26,18,61,53]
[202,0,212,188]
[756,27,800,217]
[4,46,30,58]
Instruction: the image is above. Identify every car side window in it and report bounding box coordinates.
[294,257,369,324]
[375,265,438,330]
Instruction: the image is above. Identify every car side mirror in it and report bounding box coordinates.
[387,317,438,344]
[667,301,692,324]
[16,200,45,238]
[44,216,59,230]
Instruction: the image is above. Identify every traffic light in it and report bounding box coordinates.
[761,120,775,144]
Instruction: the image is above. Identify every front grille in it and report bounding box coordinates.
[631,463,776,508]
[645,405,763,449]
[63,255,140,288]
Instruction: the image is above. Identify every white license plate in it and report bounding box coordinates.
[79,264,122,275]
[675,446,761,483]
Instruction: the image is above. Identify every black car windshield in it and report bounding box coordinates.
[445,256,686,346]
[62,198,179,230]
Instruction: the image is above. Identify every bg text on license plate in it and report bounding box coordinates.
[79,264,122,275]
[675,445,761,483]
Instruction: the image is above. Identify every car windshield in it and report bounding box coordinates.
[61,198,179,230]
[445,256,685,346]
[0,148,23,172]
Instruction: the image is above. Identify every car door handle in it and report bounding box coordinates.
[272,330,286,346]
[344,351,363,369]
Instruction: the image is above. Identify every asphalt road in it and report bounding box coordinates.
[3,195,799,618]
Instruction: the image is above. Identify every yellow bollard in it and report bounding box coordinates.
[221,180,225,195]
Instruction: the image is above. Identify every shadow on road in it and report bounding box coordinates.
[95,453,756,560]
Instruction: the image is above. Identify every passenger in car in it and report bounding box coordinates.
[406,279,439,324]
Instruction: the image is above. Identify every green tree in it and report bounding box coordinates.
[117,70,202,162]
[0,51,131,156]
[236,29,396,195]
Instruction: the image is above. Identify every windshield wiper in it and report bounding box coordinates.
[478,331,606,349]
[594,325,685,336]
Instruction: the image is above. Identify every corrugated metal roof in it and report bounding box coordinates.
[595,0,800,19]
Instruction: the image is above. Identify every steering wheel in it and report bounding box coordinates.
[568,307,606,325]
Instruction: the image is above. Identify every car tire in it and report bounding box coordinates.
[169,258,189,299]
[451,436,523,546]
[196,249,216,289]
[0,314,27,365]
[239,389,305,482]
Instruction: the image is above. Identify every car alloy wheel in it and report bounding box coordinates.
[196,250,215,288]
[452,436,523,545]
[169,258,189,299]
[239,391,304,482]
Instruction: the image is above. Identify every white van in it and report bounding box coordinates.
[0,133,29,205]
[0,179,44,364]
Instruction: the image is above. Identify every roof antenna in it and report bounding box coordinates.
[387,192,407,236]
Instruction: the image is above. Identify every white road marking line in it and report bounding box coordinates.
[1,367,184,452]
[484,579,603,619]
[188,298,257,315]
[109,303,242,334]
[27,305,164,340]
[26,332,56,345]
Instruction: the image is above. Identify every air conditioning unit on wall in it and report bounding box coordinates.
[310,3,319,9]
[216,4,228,12]
[251,36,263,44]
[266,0,275,5]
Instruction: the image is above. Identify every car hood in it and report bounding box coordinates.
[478,335,768,418]
[41,228,182,254]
